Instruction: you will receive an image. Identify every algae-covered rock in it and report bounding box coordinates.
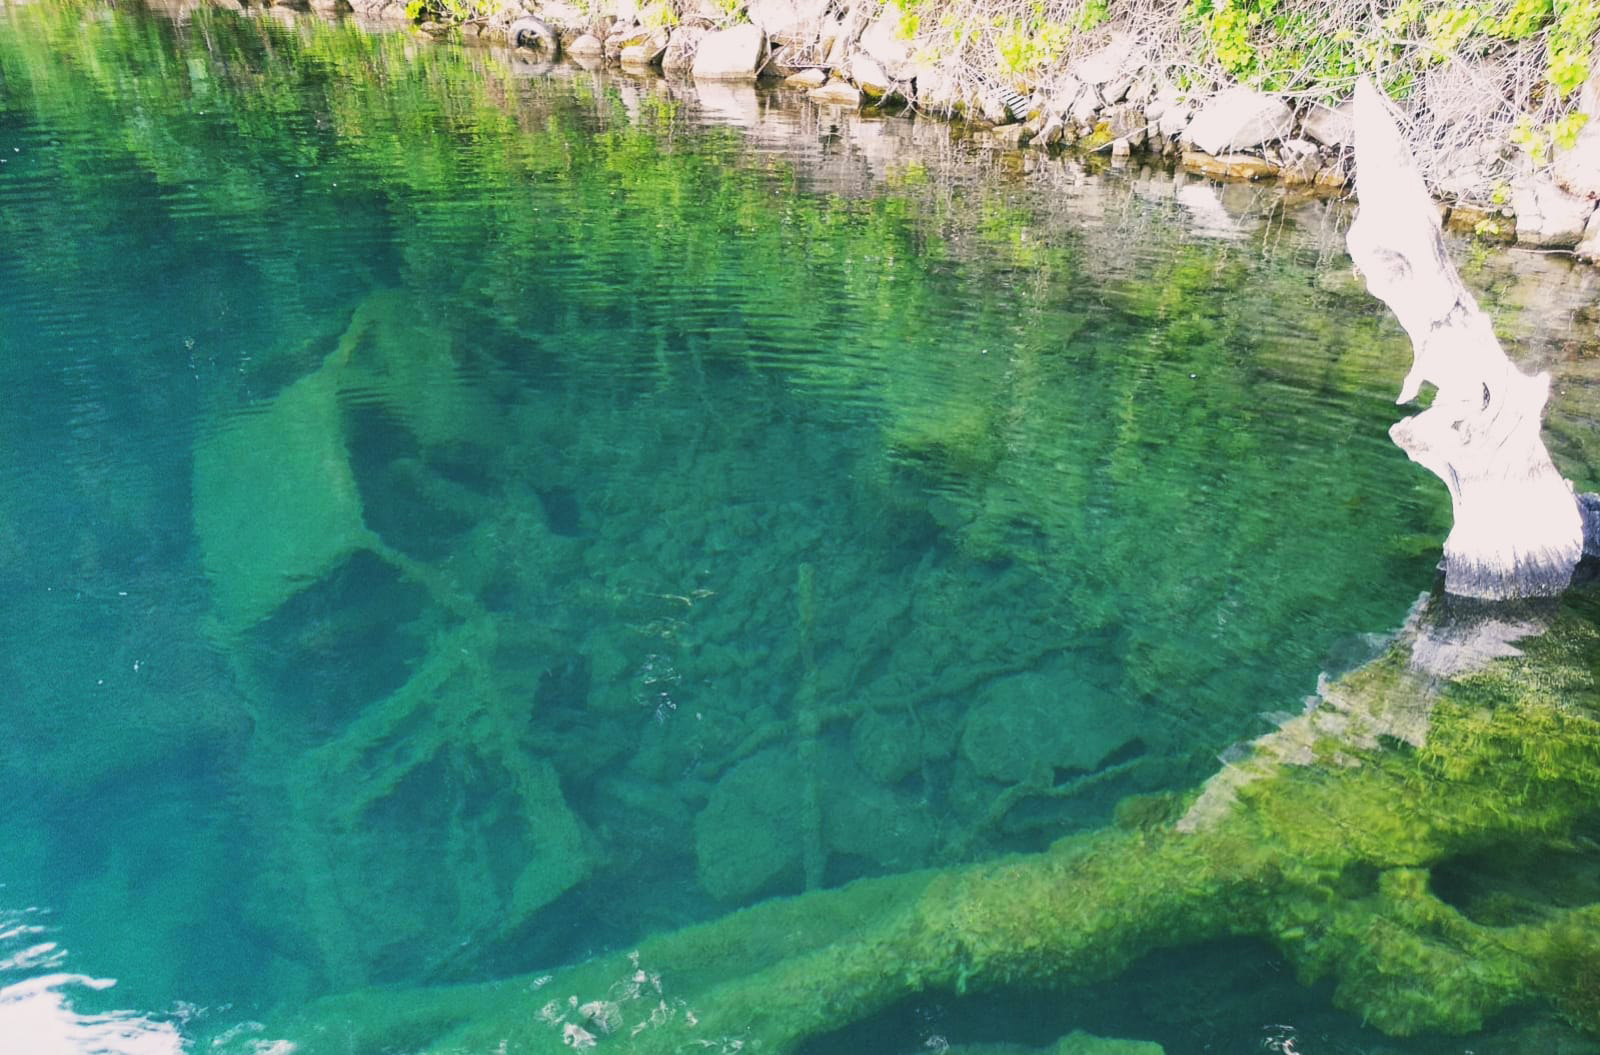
[1055,1031,1165,1055]
[193,339,371,634]
[961,670,1135,784]
[242,589,1600,1054]
[193,290,491,633]
[695,747,805,900]
[850,707,923,784]
[823,753,938,872]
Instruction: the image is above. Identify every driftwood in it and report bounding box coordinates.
[1346,78,1584,599]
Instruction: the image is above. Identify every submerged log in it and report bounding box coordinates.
[1346,77,1584,600]
[227,590,1600,1054]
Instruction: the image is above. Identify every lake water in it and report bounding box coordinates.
[1,3,1599,1052]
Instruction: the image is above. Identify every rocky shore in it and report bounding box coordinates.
[250,0,1600,264]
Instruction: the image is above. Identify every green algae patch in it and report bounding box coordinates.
[241,590,1600,1053]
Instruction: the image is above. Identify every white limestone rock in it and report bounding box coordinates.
[810,78,862,106]
[857,11,913,78]
[1187,87,1293,154]
[1510,173,1596,248]
[1577,206,1600,262]
[691,24,765,80]
[746,0,828,46]
[661,26,703,74]
[1069,32,1137,87]
[1552,122,1600,200]
[850,53,892,98]
[784,67,827,89]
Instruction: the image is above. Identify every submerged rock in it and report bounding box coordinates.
[694,747,805,900]
[960,671,1136,785]
[1056,1031,1165,1055]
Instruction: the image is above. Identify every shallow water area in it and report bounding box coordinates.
[1,2,1599,1051]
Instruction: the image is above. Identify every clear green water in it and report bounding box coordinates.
[0,3,1596,1052]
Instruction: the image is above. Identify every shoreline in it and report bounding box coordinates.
[300,0,1600,265]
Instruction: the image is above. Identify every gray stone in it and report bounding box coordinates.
[1156,94,1193,138]
[1553,123,1600,199]
[1070,88,1100,126]
[1069,32,1137,87]
[989,123,1029,149]
[816,14,845,56]
[747,0,828,45]
[1280,153,1320,185]
[1100,73,1135,107]
[857,11,913,78]
[691,24,765,80]
[1144,86,1181,121]
[783,67,827,89]
[661,26,703,73]
[532,0,586,29]
[1049,73,1084,111]
[1028,114,1065,149]
[566,32,603,55]
[1511,173,1596,247]
[1577,206,1600,262]
[850,53,892,98]
[912,64,960,114]
[619,30,667,67]
[1104,102,1145,145]
[1299,100,1353,147]
[1187,88,1293,154]
[809,79,861,106]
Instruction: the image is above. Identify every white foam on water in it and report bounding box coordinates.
[0,906,188,1055]
[0,969,185,1055]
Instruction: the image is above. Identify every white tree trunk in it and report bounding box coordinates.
[1347,77,1583,599]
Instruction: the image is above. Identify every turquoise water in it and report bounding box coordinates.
[0,4,1597,1052]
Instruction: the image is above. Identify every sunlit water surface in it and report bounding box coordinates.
[2,3,1600,1052]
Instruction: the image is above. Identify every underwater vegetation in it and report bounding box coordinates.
[245,588,1600,1053]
